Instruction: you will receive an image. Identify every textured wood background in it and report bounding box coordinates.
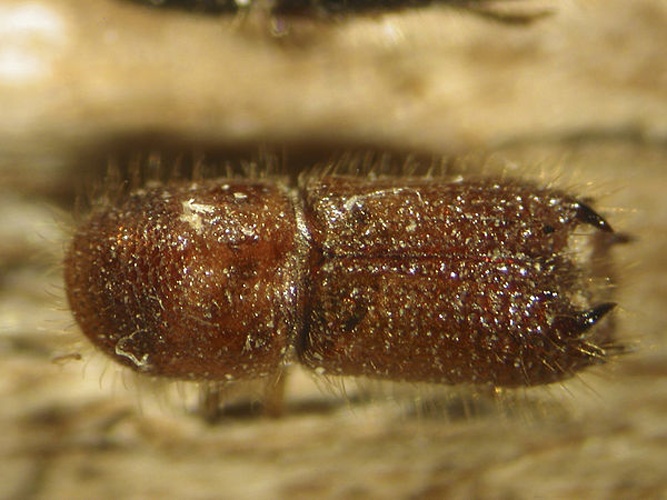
[0,0,665,498]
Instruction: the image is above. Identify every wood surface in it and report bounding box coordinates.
[0,0,665,498]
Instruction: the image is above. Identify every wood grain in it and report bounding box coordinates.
[0,0,665,498]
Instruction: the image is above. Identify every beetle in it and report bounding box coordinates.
[64,163,621,416]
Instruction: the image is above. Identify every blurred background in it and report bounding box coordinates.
[0,0,665,498]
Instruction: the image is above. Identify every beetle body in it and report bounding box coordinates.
[65,174,617,389]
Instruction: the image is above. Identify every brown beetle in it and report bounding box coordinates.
[64,170,620,398]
